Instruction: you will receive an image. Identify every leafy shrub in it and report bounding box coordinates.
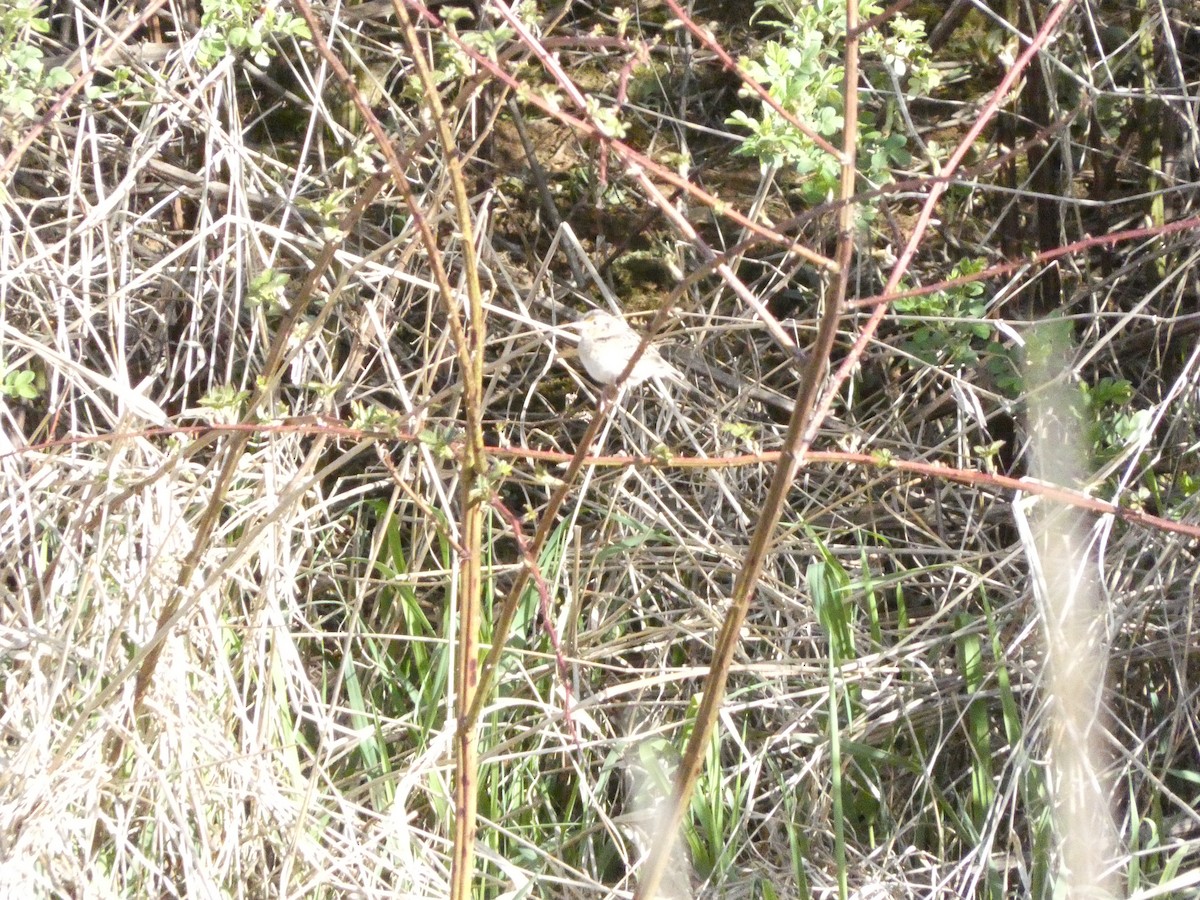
[893,258,1020,395]
[0,0,71,124]
[727,0,938,204]
[196,0,311,69]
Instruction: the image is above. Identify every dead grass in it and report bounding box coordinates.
[1,1,1198,898]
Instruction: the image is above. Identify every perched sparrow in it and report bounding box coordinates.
[572,310,684,388]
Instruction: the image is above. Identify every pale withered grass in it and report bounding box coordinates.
[1,2,1198,899]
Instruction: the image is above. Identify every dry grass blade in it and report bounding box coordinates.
[1,1,1198,898]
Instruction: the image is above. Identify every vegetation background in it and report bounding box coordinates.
[1,0,1197,897]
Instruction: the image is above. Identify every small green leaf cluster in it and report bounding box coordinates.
[298,190,353,243]
[1080,377,1152,460]
[458,22,515,65]
[0,0,71,124]
[401,9,517,100]
[727,0,937,204]
[247,269,291,314]
[196,0,311,70]
[349,401,402,433]
[893,258,1019,394]
[198,384,249,423]
[83,66,146,106]
[1,367,39,400]
[894,258,988,363]
[1075,376,1189,513]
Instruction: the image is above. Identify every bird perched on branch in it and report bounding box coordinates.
[571,310,684,388]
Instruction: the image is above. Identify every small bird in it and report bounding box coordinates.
[572,310,684,388]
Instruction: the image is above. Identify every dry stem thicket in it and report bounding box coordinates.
[1,1,1198,898]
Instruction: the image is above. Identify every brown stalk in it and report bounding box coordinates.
[806,0,1077,447]
[289,1,492,893]
[632,0,862,894]
[367,4,492,896]
[466,387,622,726]
[23,423,1200,541]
